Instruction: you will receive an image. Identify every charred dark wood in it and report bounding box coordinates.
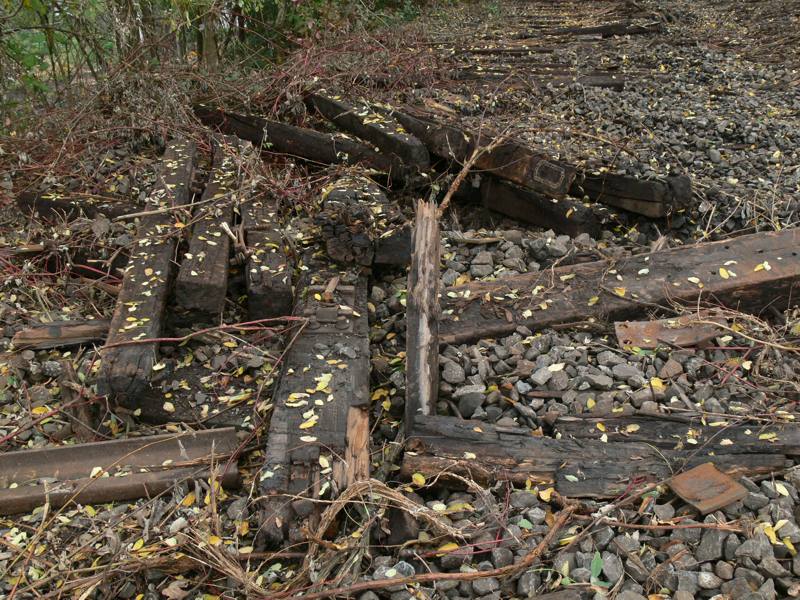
[570,173,691,218]
[553,413,800,456]
[175,136,244,320]
[259,255,370,547]
[12,320,110,350]
[97,139,196,404]
[307,94,430,169]
[17,191,137,220]
[403,416,788,499]
[405,200,441,429]
[441,227,800,345]
[391,109,575,198]
[481,177,600,237]
[194,104,410,181]
[374,224,412,266]
[316,176,408,267]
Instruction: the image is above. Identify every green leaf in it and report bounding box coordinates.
[517,518,533,530]
[590,551,603,579]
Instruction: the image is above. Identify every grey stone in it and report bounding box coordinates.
[491,547,513,568]
[458,394,483,418]
[616,592,646,600]
[759,555,789,577]
[716,560,735,580]
[612,364,642,380]
[570,567,591,583]
[602,551,624,584]
[697,528,728,562]
[744,492,770,510]
[470,264,493,277]
[442,361,466,384]
[724,534,742,560]
[736,538,765,561]
[659,358,683,379]
[653,503,675,521]
[358,593,380,600]
[708,148,722,163]
[697,571,723,589]
[471,577,499,596]
[472,251,494,266]
[530,367,552,386]
[510,490,539,509]
[596,351,625,366]
[516,570,540,597]
[584,373,614,390]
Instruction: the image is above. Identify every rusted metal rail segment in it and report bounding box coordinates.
[441,227,800,345]
[97,139,196,404]
[402,416,795,499]
[0,428,240,515]
[259,181,372,546]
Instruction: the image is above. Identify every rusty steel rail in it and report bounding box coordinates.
[0,428,240,515]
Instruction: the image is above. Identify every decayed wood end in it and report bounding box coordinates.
[403,416,788,499]
[308,93,430,169]
[175,136,245,319]
[405,200,441,429]
[441,227,800,345]
[570,172,692,218]
[317,175,408,268]
[481,176,600,238]
[259,265,370,547]
[97,139,196,404]
[12,319,110,350]
[193,104,409,180]
[392,109,576,198]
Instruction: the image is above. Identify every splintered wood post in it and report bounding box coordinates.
[193,105,411,181]
[60,360,96,443]
[402,416,791,499]
[239,199,294,320]
[405,200,440,430]
[392,109,575,198]
[481,176,600,238]
[175,136,244,320]
[12,319,110,350]
[440,227,800,345]
[97,139,196,404]
[259,258,370,547]
[308,93,430,169]
[316,175,409,267]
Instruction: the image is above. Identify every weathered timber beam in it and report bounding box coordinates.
[175,136,244,320]
[570,172,692,218]
[551,21,662,37]
[405,200,441,429]
[17,191,135,220]
[238,197,294,320]
[97,139,196,403]
[307,93,430,169]
[259,254,370,547]
[440,227,800,345]
[193,105,410,181]
[0,428,239,515]
[12,319,110,350]
[481,176,600,238]
[553,413,800,456]
[402,416,787,499]
[391,109,575,198]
